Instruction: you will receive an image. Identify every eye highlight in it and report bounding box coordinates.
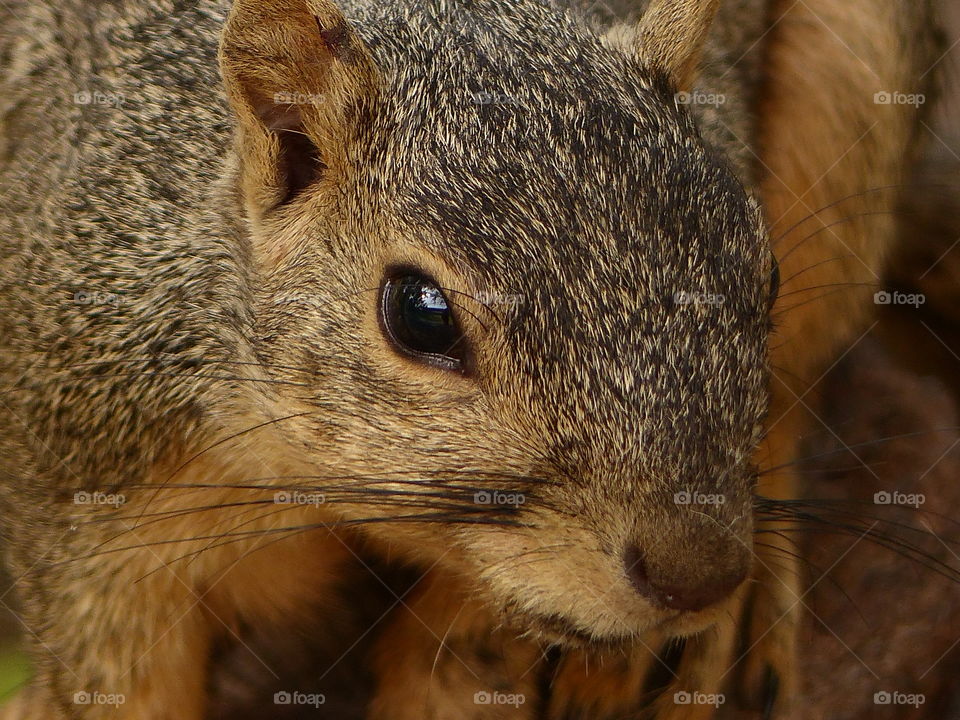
[380,272,467,370]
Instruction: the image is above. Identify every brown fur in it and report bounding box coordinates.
[0,0,944,718]
[746,0,940,712]
[636,0,721,90]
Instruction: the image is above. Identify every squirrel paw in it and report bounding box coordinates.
[546,596,743,720]
[545,637,663,720]
[648,595,743,720]
[547,572,801,720]
[735,548,802,719]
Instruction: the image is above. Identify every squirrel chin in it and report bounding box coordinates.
[511,602,730,649]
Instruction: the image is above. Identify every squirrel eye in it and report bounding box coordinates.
[381,273,466,370]
[768,255,781,310]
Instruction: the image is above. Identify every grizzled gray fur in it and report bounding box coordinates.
[0,0,856,717]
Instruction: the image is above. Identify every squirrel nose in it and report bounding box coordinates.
[624,545,747,612]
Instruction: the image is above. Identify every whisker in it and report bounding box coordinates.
[756,427,960,475]
[88,491,521,532]
[69,512,531,566]
[775,280,878,301]
[777,211,895,265]
[777,254,855,291]
[132,412,314,528]
[37,357,311,374]
[760,498,960,536]
[0,371,310,398]
[769,185,908,247]
[441,288,504,325]
[772,286,856,316]
[444,298,489,333]
[754,498,960,584]
[754,538,866,621]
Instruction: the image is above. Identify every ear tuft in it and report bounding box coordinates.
[635,0,720,91]
[219,0,379,219]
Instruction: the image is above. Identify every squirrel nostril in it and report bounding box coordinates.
[624,544,746,612]
[624,544,655,598]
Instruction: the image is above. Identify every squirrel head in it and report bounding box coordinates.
[219,0,776,641]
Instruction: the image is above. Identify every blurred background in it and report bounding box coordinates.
[0,565,27,701]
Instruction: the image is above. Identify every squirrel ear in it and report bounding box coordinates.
[634,0,719,91]
[219,0,379,219]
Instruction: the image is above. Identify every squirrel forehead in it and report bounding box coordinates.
[354,2,689,145]
[348,0,700,169]
[340,2,767,282]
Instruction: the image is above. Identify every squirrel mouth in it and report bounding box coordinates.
[511,606,719,648]
[511,611,638,648]
[525,614,600,646]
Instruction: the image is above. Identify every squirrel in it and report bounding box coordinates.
[0,0,941,718]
